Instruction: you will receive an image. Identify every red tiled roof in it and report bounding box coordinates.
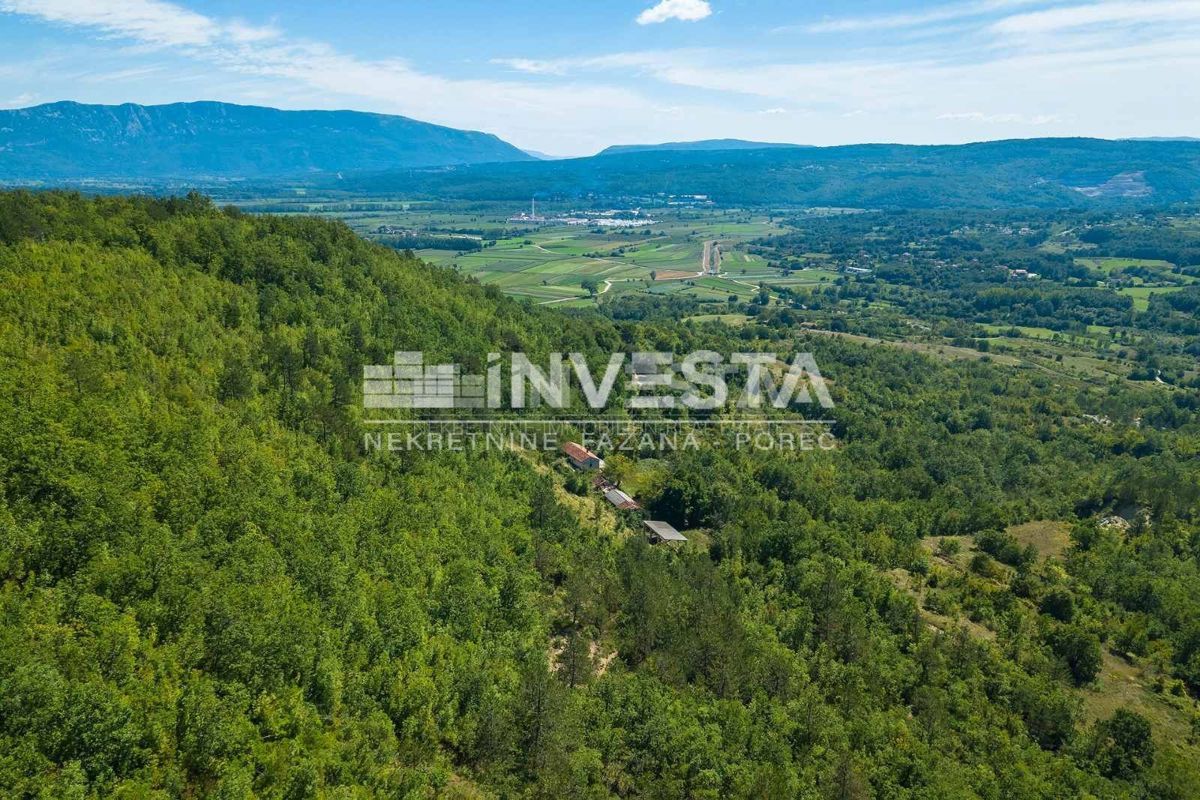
[562,442,596,461]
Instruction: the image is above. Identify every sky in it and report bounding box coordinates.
[0,0,1197,155]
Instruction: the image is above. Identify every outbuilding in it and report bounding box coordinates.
[604,488,640,510]
[644,520,687,544]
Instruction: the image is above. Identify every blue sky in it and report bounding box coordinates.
[1,0,1197,155]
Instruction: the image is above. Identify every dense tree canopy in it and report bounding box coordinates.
[1,191,1198,798]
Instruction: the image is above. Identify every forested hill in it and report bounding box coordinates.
[0,101,533,180]
[597,138,806,156]
[2,191,1199,797]
[334,137,1200,207]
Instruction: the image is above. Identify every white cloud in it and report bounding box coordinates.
[506,30,1198,140]
[490,57,568,76]
[992,0,1200,34]
[760,107,787,114]
[225,19,280,44]
[938,111,1062,124]
[803,0,1043,34]
[78,64,164,83]
[636,0,712,25]
[1,90,38,108]
[491,50,707,78]
[0,0,283,48]
[0,0,219,46]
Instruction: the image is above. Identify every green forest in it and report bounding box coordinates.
[324,139,1200,208]
[2,191,1199,799]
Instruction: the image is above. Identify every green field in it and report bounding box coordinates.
[685,313,752,326]
[1076,256,1176,273]
[1119,285,1185,311]
[401,210,794,305]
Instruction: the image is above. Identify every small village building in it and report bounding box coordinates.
[604,488,640,510]
[644,520,687,544]
[563,442,605,471]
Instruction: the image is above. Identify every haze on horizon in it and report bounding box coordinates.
[0,0,1197,156]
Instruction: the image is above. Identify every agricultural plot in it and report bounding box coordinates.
[692,276,760,297]
[451,249,558,274]
[413,249,460,267]
[399,210,786,304]
[1118,285,1185,311]
[1075,257,1176,273]
[504,284,589,302]
[620,242,704,272]
[687,314,752,327]
[764,269,842,285]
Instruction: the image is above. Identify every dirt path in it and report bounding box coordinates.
[534,275,636,305]
[701,240,722,276]
[598,277,634,295]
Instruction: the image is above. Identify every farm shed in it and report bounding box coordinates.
[644,520,687,544]
[604,488,640,510]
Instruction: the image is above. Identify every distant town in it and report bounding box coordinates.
[507,199,657,228]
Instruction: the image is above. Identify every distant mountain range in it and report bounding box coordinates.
[333,137,1200,208]
[0,101,533,180]
[2,101,1199,207]
[597,139,807,156]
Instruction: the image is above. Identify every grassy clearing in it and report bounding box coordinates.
[1006,520,1072,561]
[1076,257,1176,273]
[686,313,752,326]
[1080,650,1200,764]
[803,329,1024,366]
[1119,285,1185,311]
[982,324,1062,340]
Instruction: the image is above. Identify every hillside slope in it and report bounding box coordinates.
[0,192,1197,797]
[0,101,533,179]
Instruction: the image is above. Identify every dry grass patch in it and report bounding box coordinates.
[1079,650,1200,756]
[1007,520,1072,561]
[654,269,697,281]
